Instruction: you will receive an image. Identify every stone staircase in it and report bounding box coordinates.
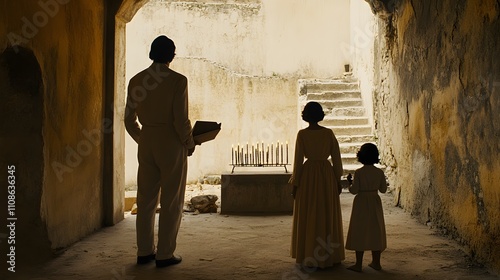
[298,78,376,176]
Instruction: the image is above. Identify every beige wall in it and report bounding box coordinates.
[0,0,107,264]
[373,0,500,272]
[124,0,352,183]
[350,0,376,126]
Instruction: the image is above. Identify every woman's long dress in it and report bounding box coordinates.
[289,127,345,268]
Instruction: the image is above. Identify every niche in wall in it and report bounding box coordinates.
[0,46,51,264]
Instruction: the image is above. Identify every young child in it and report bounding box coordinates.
[345,143,387,272]
[289,101,345,268]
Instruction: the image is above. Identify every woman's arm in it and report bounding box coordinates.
[329,130,343,194]
[289,132,304,188]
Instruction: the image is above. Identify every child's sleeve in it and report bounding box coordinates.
[379,169,387,193]
[349,170,360,194]
[289,132,304,186]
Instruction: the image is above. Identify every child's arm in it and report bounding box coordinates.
[379,169,388,193]
[349,170,360,194]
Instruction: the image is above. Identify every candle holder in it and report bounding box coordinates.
[230,140,290,173]
[230,163,291,174]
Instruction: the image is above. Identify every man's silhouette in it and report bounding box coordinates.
[125,35,195,268]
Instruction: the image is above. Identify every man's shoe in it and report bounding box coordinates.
[156,255,182,268]
[137,253,156,265]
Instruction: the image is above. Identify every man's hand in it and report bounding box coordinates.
[188,146,195,156]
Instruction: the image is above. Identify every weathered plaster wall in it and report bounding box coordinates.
[127,0,350,78]
[176,58,298,178]
[1,0,108,264]
[374,0,500,272]
[350,0,377,127]
[124,0,351,183]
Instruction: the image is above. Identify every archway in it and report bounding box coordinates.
[101,0,151,226]
[0,46,51,264]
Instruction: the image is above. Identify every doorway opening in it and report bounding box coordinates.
[114,0,377,215]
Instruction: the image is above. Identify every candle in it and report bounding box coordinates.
[267,145,269,165]
[286,141,289,164]
[256,143,259,165]
[253,145,257,164]
[277,141,280,165]
[251,144,254,165]
[261,141,264,164]
[271,143,273,165]
[254,146,257,165]
[281,141,283,165]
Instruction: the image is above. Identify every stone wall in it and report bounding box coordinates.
[373,0,500,272]
[349,1,377,126]
[127,0,350,78]
[0,0,108,265]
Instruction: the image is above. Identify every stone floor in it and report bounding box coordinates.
[10,186,499,280]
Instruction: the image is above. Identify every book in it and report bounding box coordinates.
[193,121,221,144]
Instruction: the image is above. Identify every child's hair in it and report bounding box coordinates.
[357,143,380,165]
[302,101,325,123]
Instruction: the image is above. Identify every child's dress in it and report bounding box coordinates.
[345,165,387,251]
[289,127,345,267]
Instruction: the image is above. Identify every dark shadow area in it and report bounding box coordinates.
[0,46,52,269]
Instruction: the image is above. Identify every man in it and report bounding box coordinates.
[124,35,195,268]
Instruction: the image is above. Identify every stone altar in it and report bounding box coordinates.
[221,172,293,214]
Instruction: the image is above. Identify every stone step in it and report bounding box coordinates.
[342,163,387,176]
[302,79,378,173]
[306,90,362,100]
[330,125,373,136]
[328,107,366,117]
[339,142,364,154]
[312,99,363,109]
[125,191,137,212]
[302,81,359,92]
[339,140,378,153]
[336,135,376,143]
[342,164,363,174]
[321,116,369,126]
[341,153,359,166]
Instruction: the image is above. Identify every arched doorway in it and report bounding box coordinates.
[0,46,51,264]
[101,0,151,225]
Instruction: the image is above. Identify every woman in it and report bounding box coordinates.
[289,101,345,268]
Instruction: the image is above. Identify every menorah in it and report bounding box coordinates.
[231,141,290,173]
